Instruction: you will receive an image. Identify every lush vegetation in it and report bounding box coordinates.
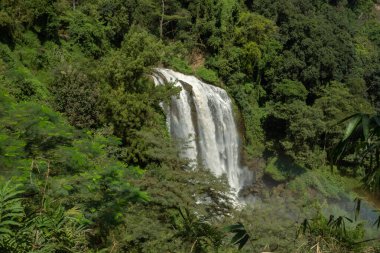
[0,0,380,252]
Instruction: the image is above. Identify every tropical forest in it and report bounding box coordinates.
[0,0,380,252]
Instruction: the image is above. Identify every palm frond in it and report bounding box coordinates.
[225,222,251,250]
[0,181,24,237]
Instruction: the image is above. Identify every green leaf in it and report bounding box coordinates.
[231,231,245,244]
[362,115,370,141]
[344,216,353,223]
[226,222,250,250]
[238,234,249,250]
[0,220,21,227]
[343,115,361,141]
[373,215,380,229]
[0,227,13,235]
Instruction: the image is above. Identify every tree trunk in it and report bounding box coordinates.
[160,0,165,39]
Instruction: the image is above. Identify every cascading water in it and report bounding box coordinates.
[153,68,252,194]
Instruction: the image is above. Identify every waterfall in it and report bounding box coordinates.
[153,68,252,193]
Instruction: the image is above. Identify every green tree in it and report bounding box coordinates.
[50,63,104,129]
[101,27,164,90]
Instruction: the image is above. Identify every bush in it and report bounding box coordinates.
[168,57,193,75]
[195,66,220,84]
[287,168,360,200]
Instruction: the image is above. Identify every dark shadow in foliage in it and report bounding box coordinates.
[0,13,15,48]
[263,115,287,143]
[263,155,306,185]
[272,155,305,178]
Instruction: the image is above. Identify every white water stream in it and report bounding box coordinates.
[153,68,252,193]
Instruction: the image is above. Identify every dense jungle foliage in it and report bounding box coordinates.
[0,0,380,252]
